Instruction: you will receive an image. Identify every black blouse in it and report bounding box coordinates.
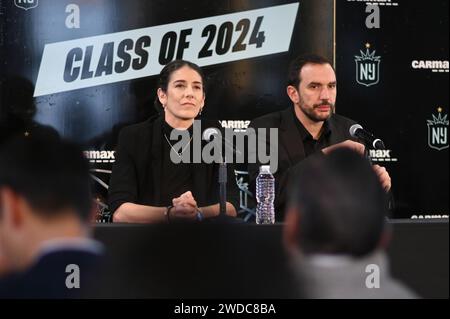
[108,115,239,214]
[160,121,193,205]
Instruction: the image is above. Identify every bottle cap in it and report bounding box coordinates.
[259,165,271,174]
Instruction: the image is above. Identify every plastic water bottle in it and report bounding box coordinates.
[256,165,275,224]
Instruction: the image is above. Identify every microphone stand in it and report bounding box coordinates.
[203,127,245,224]
[219,158,227,217]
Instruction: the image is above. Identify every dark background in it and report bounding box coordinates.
[336,0,449,218]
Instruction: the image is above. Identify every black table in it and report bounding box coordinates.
[93,219,448,298]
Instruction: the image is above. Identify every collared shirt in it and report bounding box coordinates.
[292,108,332,157]
[34,237,104,265]
[291,250,418,299]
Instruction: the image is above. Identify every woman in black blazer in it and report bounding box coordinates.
[108,60,238,223]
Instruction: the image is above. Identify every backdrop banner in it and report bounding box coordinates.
[1,0,448,220]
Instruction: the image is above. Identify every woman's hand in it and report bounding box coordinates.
[170,191,198,221]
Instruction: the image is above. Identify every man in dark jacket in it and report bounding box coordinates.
[248,54,391,220]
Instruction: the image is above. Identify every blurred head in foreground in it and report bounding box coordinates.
[284,148,388,257]
[0,135,95,278]
[283,148,416,298]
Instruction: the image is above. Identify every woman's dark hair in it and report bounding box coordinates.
[154,60,206,113]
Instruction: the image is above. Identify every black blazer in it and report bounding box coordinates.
[248,107,357,220]
[108,116,239,214]
[0,249,103,299]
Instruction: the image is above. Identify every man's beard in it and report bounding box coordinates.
[299,100,334,123]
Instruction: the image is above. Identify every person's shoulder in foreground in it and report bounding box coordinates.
[0,135,104,298]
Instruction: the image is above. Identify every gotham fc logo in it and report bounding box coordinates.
[427,108,449,151]
[355,43,381,87]
[14,0,38,11]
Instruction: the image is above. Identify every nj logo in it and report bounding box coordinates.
[427,108,449,151]
[355,43,381,87]
[14,0,39,11]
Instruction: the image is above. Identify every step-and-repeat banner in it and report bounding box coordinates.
[336,0,448,219]
[1,0,448,220]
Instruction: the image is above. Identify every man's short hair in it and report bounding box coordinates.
[287,54,334,89]
[0,136,92,221]
[288,148,388,257]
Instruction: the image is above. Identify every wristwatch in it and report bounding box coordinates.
[196,209,204,222]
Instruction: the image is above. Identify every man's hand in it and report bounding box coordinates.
[322,140,365,155]
[372,164,392,192]
[322,140,392,192]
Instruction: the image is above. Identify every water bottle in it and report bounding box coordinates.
[256,165,275,224]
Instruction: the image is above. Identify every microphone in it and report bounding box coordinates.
[202,128,242,156]
[349,124,385,150]
[202,128,219,141]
